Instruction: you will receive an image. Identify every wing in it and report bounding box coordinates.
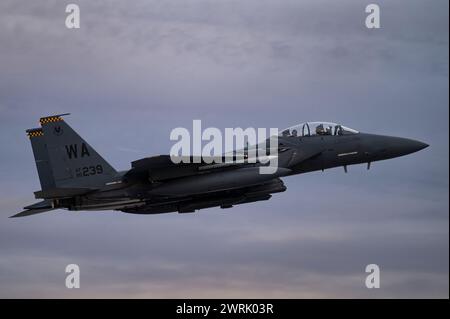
[124,154,255,182]
[119,140,320,214]
[125,137,324,183]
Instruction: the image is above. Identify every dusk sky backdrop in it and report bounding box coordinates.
[0,0,448,298]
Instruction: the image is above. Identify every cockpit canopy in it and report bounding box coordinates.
[279,122,359,137]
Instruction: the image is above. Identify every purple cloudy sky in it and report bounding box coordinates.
[0,0,448,298]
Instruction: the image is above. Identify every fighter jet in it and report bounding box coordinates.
[11,115,428,217]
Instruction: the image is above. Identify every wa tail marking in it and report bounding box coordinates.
[65,143,90,159]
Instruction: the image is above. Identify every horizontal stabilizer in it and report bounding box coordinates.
[34,187,95,199]
[24,200,53,210]
[10,207,56,218]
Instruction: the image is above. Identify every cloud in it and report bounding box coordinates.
[0,0,448,298]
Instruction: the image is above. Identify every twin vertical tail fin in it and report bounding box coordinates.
[28,114,117,191]
[27,128,56,190]
[12,114,118,217]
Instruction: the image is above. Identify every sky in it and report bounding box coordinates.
[0,0,448,298]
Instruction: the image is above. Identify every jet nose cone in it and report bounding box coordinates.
[390,137,429,157]
[414,140,429,151]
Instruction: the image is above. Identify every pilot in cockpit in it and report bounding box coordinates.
[316,124,326,135]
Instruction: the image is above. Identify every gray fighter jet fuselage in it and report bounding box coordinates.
[12,116,428,217]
